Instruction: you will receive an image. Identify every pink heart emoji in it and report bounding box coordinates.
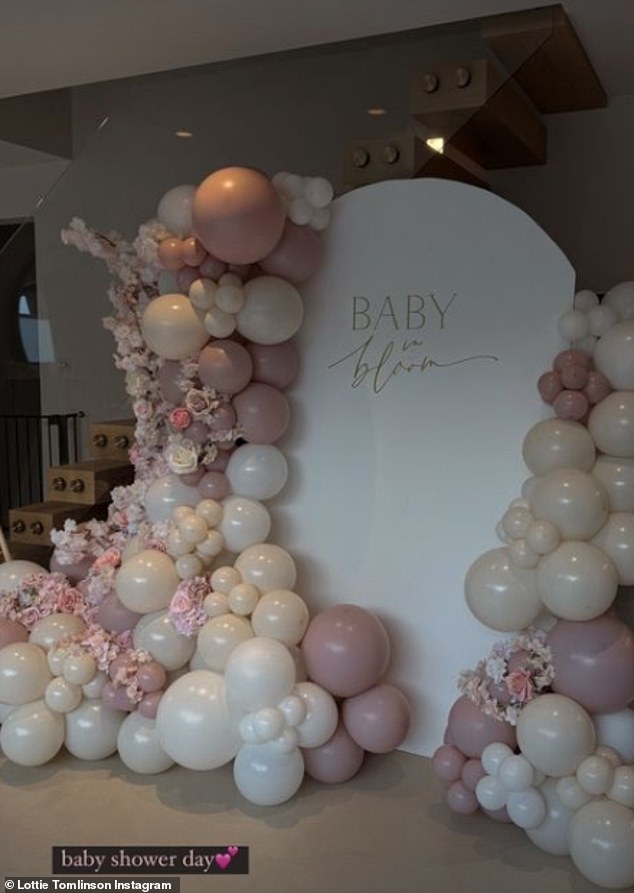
[227,847,239,857]
[216,854,231,871]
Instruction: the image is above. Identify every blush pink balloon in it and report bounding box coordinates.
[49,552,95,583]
[185,421,211,446]
[208,404,237,432]
[108,654,133,682]
[177,266,200,292]
[102,681,135,712]
[560,364,589,390]
[461,758,486,792]
[204,450,230,472]
[584,371,612,405]
[228,263,252,279]
[232,382,290,444]
[342,683,410,753]
[553,388,589,420]
[199,340,253,395]
[446,780,479,815]
[553,349,592,372]
[192,167,285,265]
[137,690,163,719]
[547,615,634,713]
[97,592,143,633]
[432,744,466,782]
[260,220,323,283]
[447,697,516,758]
[247,341,300,389]
[302,604,391,698]
[158,238,184,271]
[538,370,563,404]
[158,360,185,404]
[181,237,206,267]
[198,471,230,500]
[0,617,28,648]
[137,661,167,694]
[302,720,365,784]
[181,466,205,486]
[199,254,227,280]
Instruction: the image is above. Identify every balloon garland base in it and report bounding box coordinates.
[0,168,411,811]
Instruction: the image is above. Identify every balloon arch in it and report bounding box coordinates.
[0,166,632,889]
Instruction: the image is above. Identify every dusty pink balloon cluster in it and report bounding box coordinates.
[0,167,410,809]
[434,284,634,889]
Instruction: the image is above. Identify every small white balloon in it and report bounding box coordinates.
[235,544,296,593]
[239,713,261,744]
[251,590,310,645]
[588,304,619,337]
[304,177,333,209]
[63,652,96,686]
[558,309,589,342]
[576,754,614,796]
[219,497,271,553]
[203,591,230,617]
[499,754,535,792]
[216,284,245,314]
[175,553,204,580]
[145,475,200,523]
[196,499,223,527]
[0,642,52,705]
[288,197,313,226]
[506,789,546,829]
[65,699,124,760]
[603,281,634,320]
[189,278,217,311]
[117,712,174,775]
[178,513,209,546]
[225,637,296,712]
[133,610,196,671]
[293,682,338,748]
[278,694,307,727]
[0,699,65,765]
[228,583,260,616]
[525,520,561,555]
[196,530,225,560]
[475,775,508,811]
[157,184,195,237]
[45,677,83,713]
[508,538,540,569]
[556,776,595,811]
[608,765,634,809]
[482,742,515,777]
[253,707,286,742]
[166,528,192,558]
[116,549,180,614]
[82,671,107,699]
[574,289,599,313]
[233,741,304,805]
[210,566,242,594]
[270,727,299,754]
[204,306,236,339]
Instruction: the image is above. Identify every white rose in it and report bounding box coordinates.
[165,440,199,475]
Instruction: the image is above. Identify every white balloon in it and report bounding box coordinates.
[178,513,208,545]
[522,419,595,476]
[589,392,634,458]
[508,538,539,569]
[304,177,333,209]
[65,699,124,760]
[592,512,634,585]
[45,677,83,713]
[82,671,108,700]
[189,278,216,310]
[227,583,260,616]
[465,548,541,632]
[603,281,634,321]
[203,591,230,617]
[63,652,96,686]
[133,610,196,670]
[594,709,634,762]
[251,590,310,645]
[593,456,634,512]
[210,566,242,594]
[525,520,561,555]
[237,276,303,345]
[0,642,52,705]
[574,289,599,313]
[145,474,200,523]
[278,695,307,728]
[235,544,296,593]
[204,306,236,339]
[568,799,634,889]
[219,497,271,553]
[233,741,304,805]
[499,754,535,792]
[506,789,546,829]
[537,541,618,620]
[116,549,179,614]
[175,553,204,580]
[588,303,619,337]
[0,699,64,765]
[475,775,508,811]
[556,776,594,811]
[196,614,253,671]
[156,670,240,769]
[526,778,574,855]
[608,765,634,809]
[252,707,286,742]
[293,682,338,748]
[0,560,46,591]
[29,613,86,651]
[0,701,15,722]
[558,309,589,342]
[501,506,533,539]
[141,294,209,360]
[517,694,596,777]
[157,184,195,237]
[225,445,288,500]
[225,637,296,712]
[481,742,514,777]
[529,468,608,540]
[117,712,174,775]
[576,754,615,796]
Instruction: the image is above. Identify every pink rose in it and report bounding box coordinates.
[505,668,534,703]
[169,407,192,431]
[93,547,122,570]
[19,606,42,631]
[57,589,81,614]
[170,591,194,615]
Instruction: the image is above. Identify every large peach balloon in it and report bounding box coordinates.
[192,167,285,265]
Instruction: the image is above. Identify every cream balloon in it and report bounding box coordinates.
[603,281,634,320]
[608,766,634,809]
[63,652,97,686]
[237,276,303,345]
[465,548,542,632]
[64,699,124,760]
[45,677,83,713]
[526,778,574,856]
[144,474,200,523]
[156,670,240,770]
[196,614,253,671]
[594,320,634,390]
[293,682,338,748]
[234,544,297,593]
[82,671,108,700]
[157,184,196,237]
[133,610,196,670]
[219,497,271,553]
[0,560,46,591]
[593,456,634,512]
[0,699,65,766]
[225,637,296,712]
[0,642,52,705]
[589,392,634,458]
[522,419,595,475]
[141,294,209,360]
[576,754,615,796]
[117,712,175,775]
[568,799,634,889]
[251,590,310,645]
[517,694,596,777]
[592,512,634,585]
[529,468,608,540]
[115,550,179,614]
[29,613,86,651]
[233,741,304,805]
[225,444,288,500]
[537,541,618,620]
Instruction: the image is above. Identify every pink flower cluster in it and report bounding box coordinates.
[0,572,87,631]
[169,577,211,636]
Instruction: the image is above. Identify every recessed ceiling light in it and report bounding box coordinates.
[175,130,193,138]
[367,107,387,117]
[426,137,445,154]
